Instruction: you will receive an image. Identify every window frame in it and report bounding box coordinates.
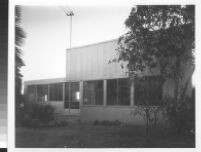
[106,78,130,106]
[26,85,37,102]
[64,81,80,109]
[36,84,48,102]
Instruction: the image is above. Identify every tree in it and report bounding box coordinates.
[116,5,195,134]
[117,5,194,104]
[15,6,26,107]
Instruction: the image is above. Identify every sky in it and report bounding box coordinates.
[20,4,133,82]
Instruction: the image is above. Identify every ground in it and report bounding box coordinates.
[16,122,195,148]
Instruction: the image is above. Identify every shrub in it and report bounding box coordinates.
[16,95,26,126]
[20,103,55,127]
[37,104,54,123]
[59,120,68,127]
[102,120,110,125]
[131,106,162,137]
[93,120,100,125]
[113,120,121,126]
[93,120,121,126]
[162,89,195,135]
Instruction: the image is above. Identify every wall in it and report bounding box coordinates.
[79,64,194,124]
[80,106,165,125]
[66,39,128,81]
[25,39,194,125]
[47,101,80,115]
[66,39,161,81]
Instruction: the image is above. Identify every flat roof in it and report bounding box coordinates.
[24,77,66,85]
[66,38,118,51]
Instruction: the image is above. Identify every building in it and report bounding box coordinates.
[24,39,193,124]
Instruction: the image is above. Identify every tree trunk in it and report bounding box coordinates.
[145,107,150,137]
[174,59,181,103]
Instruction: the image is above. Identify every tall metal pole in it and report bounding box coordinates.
[70,15,72,49]
[66,11,74,48]
[61,7,74,113]
[66,11,74,113]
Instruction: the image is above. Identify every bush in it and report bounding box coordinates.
[93,120,100,125]
[162,90,195,135]
[34,104,54,123]
[20,103,55,127]
[16,95,26,126]
[131,106,162,137]
[93,120,121,126]
[113,120,121,126]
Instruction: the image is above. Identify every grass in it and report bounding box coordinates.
[16,122,195,148]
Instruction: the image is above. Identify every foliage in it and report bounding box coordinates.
[116,5,195,134]
[116,5,195,103]
[93,120,100,125]
[117,5,194,71]
[93,120,121,126]
[131,106,162,136]
[16,95,26,126]
[162,88,195,135]
[15,6,26,107]
[32,104,55,123]
[21,103,55,127]
[134,76,164,106]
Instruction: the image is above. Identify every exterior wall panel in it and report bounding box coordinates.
[66,39,128,81]
[80,106,165,125]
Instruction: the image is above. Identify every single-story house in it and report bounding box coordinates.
[24,39,193,124]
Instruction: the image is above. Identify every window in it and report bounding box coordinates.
[118,78,130,105]
[65,82,70,106]
[107,78,130,105]
[107,79,117,105]
[27,85,36,102]
[134,76,163,106]
[83,80,103,105]
[49,83,62,101]
[64,82,80,109]
[36,84,48,102]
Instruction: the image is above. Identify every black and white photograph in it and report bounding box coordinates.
[13,1,196,149]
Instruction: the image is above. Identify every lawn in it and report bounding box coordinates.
[16,122,195,148]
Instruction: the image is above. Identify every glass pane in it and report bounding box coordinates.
[134,76,163,106]
[49,83,62,101]
[64,82,80,109]
[95,81,103,105]
[83,80,103,105]
[27,85,36,102]
[118,78,130,105]
[36,84,48,102]
[64,82,70,108]
[70,82,80,109]
[107,79,117,105]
